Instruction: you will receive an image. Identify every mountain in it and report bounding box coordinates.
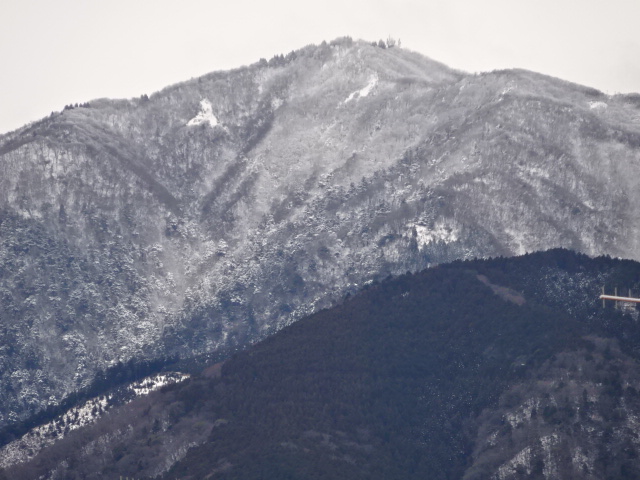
[2,36,640,428]
[6,249,640,479]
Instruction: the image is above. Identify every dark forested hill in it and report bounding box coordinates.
[3,36,640,432]
[8,249,640,479]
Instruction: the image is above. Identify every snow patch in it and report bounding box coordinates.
[505,228,528,256]
[271,97,284,110]
[129,373,190,396]
[540,434,559,479]
[409,221,459,249]
[344,75,378,103]
[495,446,532,479]
[187,99,218,127]
[572,446,593,473]
[521,164,550,179]
[501,86,514,96]
[505,397,539,428]
[589,101,607,110]
[0,372,190,469]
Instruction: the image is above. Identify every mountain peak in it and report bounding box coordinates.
[2,37,640,438]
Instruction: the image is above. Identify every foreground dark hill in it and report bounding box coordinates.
[3,36,640,428]
[8,249,640,479]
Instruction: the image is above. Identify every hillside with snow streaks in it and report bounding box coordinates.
[0,372,188,469]
[2,37,640,428]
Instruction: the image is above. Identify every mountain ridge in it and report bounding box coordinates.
[2,37,640,429]
[6,249,640,479]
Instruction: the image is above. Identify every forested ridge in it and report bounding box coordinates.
[8,249,640,479]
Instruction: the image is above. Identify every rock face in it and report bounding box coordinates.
[1,37,640,426]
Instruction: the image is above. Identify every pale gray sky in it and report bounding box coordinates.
[2,0,639,134]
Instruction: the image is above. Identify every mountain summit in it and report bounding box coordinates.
[1,37,640,427]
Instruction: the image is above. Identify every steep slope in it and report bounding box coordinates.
[2,37,640,428]
[7,249,640,479]
[467,342,640,480]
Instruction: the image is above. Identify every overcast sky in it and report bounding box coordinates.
[2,0,639,134]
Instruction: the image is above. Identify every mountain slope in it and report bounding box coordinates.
[2,37,640,427]
[7,249,640,479]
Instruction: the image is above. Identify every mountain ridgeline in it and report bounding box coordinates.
[2,37,640,428]
[7,249,640,479]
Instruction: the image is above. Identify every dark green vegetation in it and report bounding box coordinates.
[9,249,640,479]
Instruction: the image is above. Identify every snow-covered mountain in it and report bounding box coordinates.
[2,37,640,427]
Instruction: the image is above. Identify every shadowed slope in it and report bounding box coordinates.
[8,250,640,479]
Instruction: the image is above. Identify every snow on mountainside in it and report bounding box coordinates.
[1,37,640,429]
[344,74,378,102]
[0,372,188,470]
[187,99,218,128]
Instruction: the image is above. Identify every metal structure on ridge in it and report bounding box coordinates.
[600,287,640,308]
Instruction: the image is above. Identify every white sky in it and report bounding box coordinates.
[2,0,639,134]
